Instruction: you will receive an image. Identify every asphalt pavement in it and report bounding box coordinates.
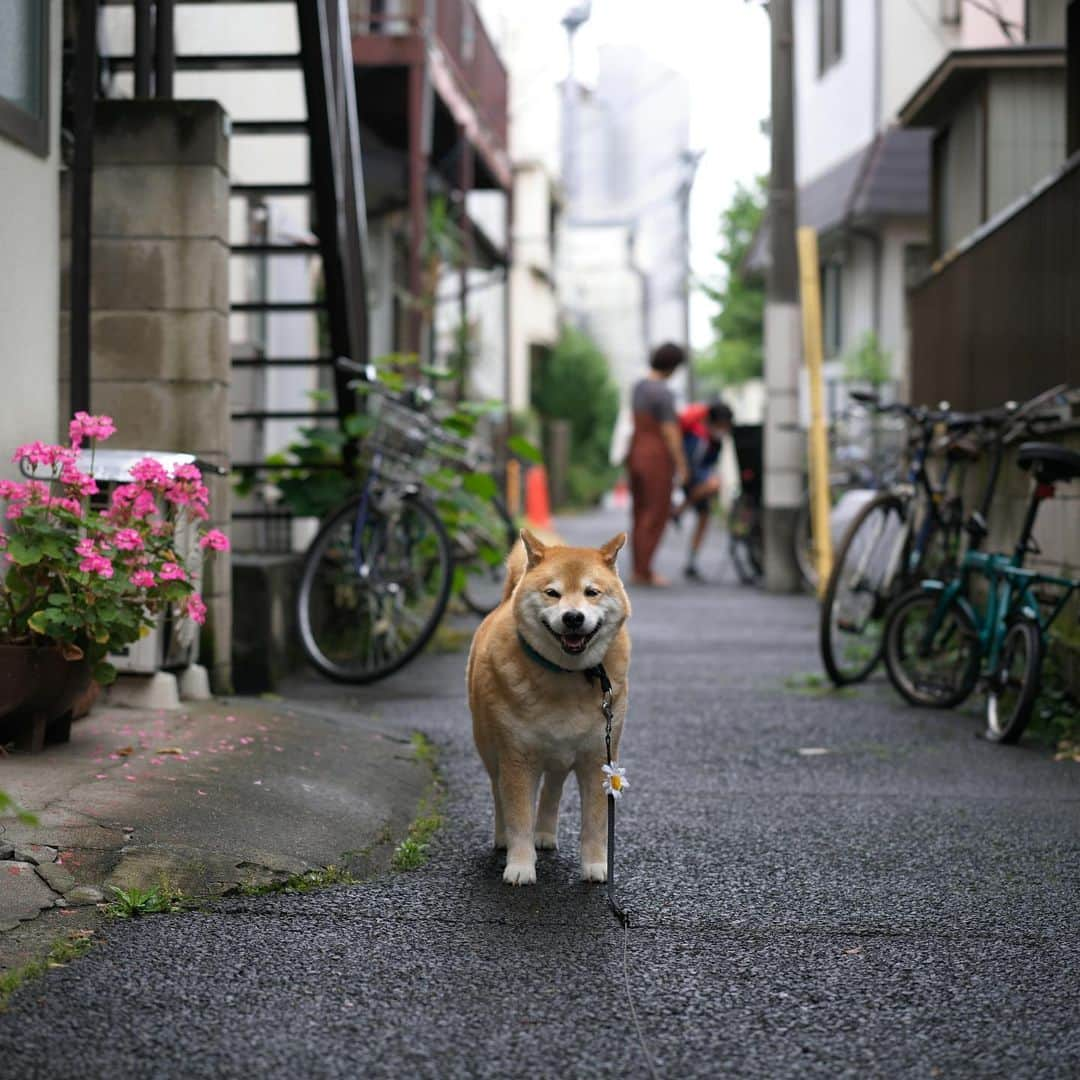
[0,509,1077,1078]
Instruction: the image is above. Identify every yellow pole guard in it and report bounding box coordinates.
[796,226,834,596]
[505,457,522,518]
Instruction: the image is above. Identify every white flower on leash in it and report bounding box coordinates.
[602,763,629,799]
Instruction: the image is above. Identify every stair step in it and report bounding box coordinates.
[230,243,320,256]
[232,300,327,313]
[106,53,301,72]
[231,183,313,197]
[232,120,309,135]
[232,356,336,368]
[231,410,341,422]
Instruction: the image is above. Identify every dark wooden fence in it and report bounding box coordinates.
[908,155,1080,409]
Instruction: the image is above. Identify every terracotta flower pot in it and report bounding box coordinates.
[0,644,93,753]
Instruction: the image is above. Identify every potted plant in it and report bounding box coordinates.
[0,413,229,751]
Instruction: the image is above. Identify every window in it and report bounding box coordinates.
[0,1,50,157]
[818,0,843,75]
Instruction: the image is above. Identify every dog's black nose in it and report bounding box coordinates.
[562,610,585,630]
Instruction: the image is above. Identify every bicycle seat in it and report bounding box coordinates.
[944,433,981,462]
[1016,442,1080,484]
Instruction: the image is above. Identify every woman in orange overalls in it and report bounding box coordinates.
[626,344,689,586]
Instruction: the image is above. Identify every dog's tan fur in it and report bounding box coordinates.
[467,529,631,885]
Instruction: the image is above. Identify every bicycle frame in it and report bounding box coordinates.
[846,429,957,596]
[915,474,1078,678]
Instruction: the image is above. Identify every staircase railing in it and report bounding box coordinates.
[297,0,372,414]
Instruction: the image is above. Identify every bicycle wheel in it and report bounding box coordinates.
[459,495,516,617]
[819,493,908,685]
[297,491,453,684]
[984,618,1043,744]
[883,587,980,709]
[728,494,763,586]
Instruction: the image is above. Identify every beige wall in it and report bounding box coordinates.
[0,0,62,476]
[987,69,1066,219]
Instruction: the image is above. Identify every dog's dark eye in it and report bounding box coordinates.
[584,587,601,598]
[544,588,561,599]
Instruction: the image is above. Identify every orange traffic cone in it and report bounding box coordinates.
[524,464,554,532]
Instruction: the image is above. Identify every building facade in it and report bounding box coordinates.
[559,43,694,439]
[786,0,1025,410]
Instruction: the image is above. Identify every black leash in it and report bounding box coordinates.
[517,635,656,1076]
[590,662,631,928]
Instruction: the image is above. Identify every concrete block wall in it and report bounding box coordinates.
[60,100,233,692]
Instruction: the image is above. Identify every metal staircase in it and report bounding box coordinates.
[101,0,370,546]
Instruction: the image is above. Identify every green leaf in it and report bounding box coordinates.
[39,536,68,559]
[507,436,542,465]
[93,661,118,686]
[6,537,43,566]
[344,414,374,438]
[27,610,50,635]
[48,593,72,607]
[462,472,498,500]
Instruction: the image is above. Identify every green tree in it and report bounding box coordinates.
[699,178,767,388]
[533,328,620,506]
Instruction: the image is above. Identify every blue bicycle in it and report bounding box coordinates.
[884,438,1080,743]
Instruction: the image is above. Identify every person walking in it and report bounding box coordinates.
[626,343,689,586]
[674,399,734,580]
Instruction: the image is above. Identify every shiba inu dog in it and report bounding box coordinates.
[467,529,631,885]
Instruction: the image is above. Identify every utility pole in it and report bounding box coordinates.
[763,0,802,592]
[680,149,704,402]
[561,2,591,206]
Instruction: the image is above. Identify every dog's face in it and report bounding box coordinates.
[513,530,630,671]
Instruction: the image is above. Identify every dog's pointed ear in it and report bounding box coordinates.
[520,528,547,570]
[598,532,627,568]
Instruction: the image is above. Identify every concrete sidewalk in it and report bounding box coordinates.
[0,695,432,973]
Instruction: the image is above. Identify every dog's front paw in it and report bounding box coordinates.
[581,861,608,883]
[503,860,537,886]
[534,831,558,850]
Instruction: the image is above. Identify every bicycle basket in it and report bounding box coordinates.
[358,392,436,486]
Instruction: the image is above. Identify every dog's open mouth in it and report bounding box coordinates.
[544,621,601,655]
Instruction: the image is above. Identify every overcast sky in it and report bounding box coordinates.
[562,0,772,349]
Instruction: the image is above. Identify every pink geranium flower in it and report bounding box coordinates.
[159,562,186,582]
[129,458,170,488]
[186,594,207,625]
[6,504,23,520]
[199,529,230,552]
[79,553,114,579]
[130,569,155,588]
[59,461,98,497]
[113,528,144,552]
[74,537,97,558]
[0,480,28,501]
[172,463,203,483]
[68,412,117,449]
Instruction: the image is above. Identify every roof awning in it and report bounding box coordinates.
[744,128,931,274]
[897,45,1065,129]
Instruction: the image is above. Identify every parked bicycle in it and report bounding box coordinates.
[884,397,1076,743]
[296,360,514,684]
[817,392,997,686]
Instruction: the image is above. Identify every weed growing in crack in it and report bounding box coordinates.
[106,884,187,918]
[392,733,446,872]
[236,865,357,897]
[0,931,95,1010]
